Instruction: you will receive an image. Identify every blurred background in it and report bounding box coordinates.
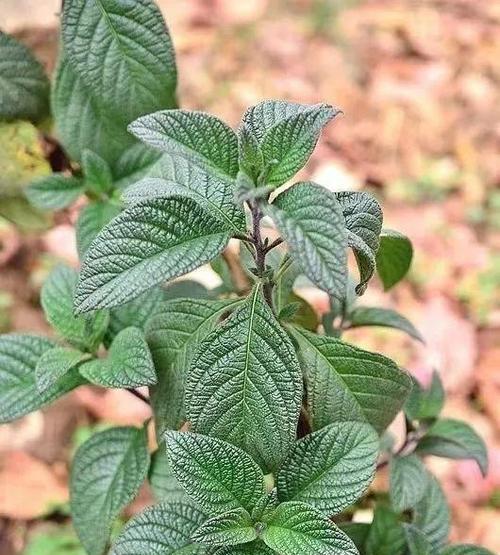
[0,0,499,553]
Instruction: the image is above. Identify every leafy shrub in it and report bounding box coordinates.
[0,1,491,554]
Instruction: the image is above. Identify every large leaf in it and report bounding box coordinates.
[277,421,379,515]
[146,298,242,435]
[404,371,444,422]
[261,501,357,555]
[335,191,383,294]
[192,507,257,546]
[35,346,89,394]
[71,426,150,555]
[129,110,239,178]
[289,326,411,433]
[62,0,176,126]
[389,454,429,512]
[365,507,406,555]
[0,31,49,121]
[416,418,488,476]
[26,174,85,211]
[74,196,230,313]
[41,264,109,352]
[79,327,156,388]
[268,182,347,298]
[165,431,265,514]
[148,446,187,503]
[110,501,207,555]
[76,201,121,259]
[347,306,423,342]
[0,334,82,423]
[185,285,303,471]
[376,229,413,291]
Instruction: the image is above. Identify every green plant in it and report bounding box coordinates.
[0,2,492,555]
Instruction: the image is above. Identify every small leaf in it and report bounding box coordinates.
[148,446,187,503]
[441,545,495,555]
[0,334,82,423]
[273,256,301,314]
[186,285,303,471]
[403,524,435,555]
[165,431,265,515]
[76,200,121,259]
[35,346,89,394]
[75,196,230,313]
[214,542,275,555]
[277,421,379,515]
[261,501,357,555]
[26,174,85,211]
[41,264,109,352]
[110,501,207,555]
[251,490,279,522]
[389,454,429,512]
[82,149,113,194]
[289,326,412,433]
[192,507,257,546]
[71,426,150,555]
[404,371,444,422]
[416,418,488,476]
[347,306,423,342]
[0,31,49,121]
[338,522,370,552]
[365,506,406,555]
[335,191,383,294]
[267,182,347,298]
[376,229,413,291]
[79,327,156,388]
[113,143,161,190]
[129,110,239,178]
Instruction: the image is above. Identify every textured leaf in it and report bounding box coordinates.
[186,285,303,471]
[148,447,187,503]
[71,426,150,555]
[376,229,413,291]
[335,192,383,294]
[62,0,176,126]
[113,143,161,190]
[404,371,444,422]
[273,257,301,315]
[262,501,357,555]
[441,545,495,555]
[251,490,279,522]
[75,196,230,313]
[165,431,265,515]
[35,346,89,394]
[403,524,435,555]
[82,149,113,194]
[0,334,82,423]
[0,31,49,121]
[146,298,241,435]
[110,501,207,555]
[192,507,257,546]
[347,306,423,342]
[26,174,84,211]
[365,506,405,555]
[76,200,121,259]
[213,541,275,555]
[129,110,239,178]
[268,182,347,298]
[41,265,109,352]
[277,421,379,515]
[413,474,450,550]
[389,454,429,512]
[417,419,488,476]
[289,326,411,433]
[79,327,156,388]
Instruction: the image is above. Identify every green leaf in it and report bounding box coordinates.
[165,431,265,514]
[79,327,156,388]
[185,285,303,471]
[365,506,406,555]
[146,297,242,435]
[289,326,412,433]
[113,143,161,190]
[416,418,488,476]
[110,501,207,555]
[283,292,319,331]
[0,334,82,423]
[74,196,231,313]
[0,31,49,121]
[389,454,429,512]
[347,306,423,342]
[41,264,109,352]
[129,109,239,178]
[35,346,89,394]
[441,545,495,555]
[335,191,383,295]
[148,446,187,503]
[412,474,450,550]
[403,524,435,555]
[71,426,150,555]
[26,174,85,211]
[76,200,121,259]
[376,229,413,291]
[251,490,279,522]
[338,522,370,552]
[62,0,177,126]
[82,149,113,194]
[267,182,347,298]
[273,256,301,314]
[214,543,275,555]
[404,371,444,422]
[193,507,257,546]
[261,501,357,555]
[277,421,379,515]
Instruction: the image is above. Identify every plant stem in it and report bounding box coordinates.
[127,388,150,405]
